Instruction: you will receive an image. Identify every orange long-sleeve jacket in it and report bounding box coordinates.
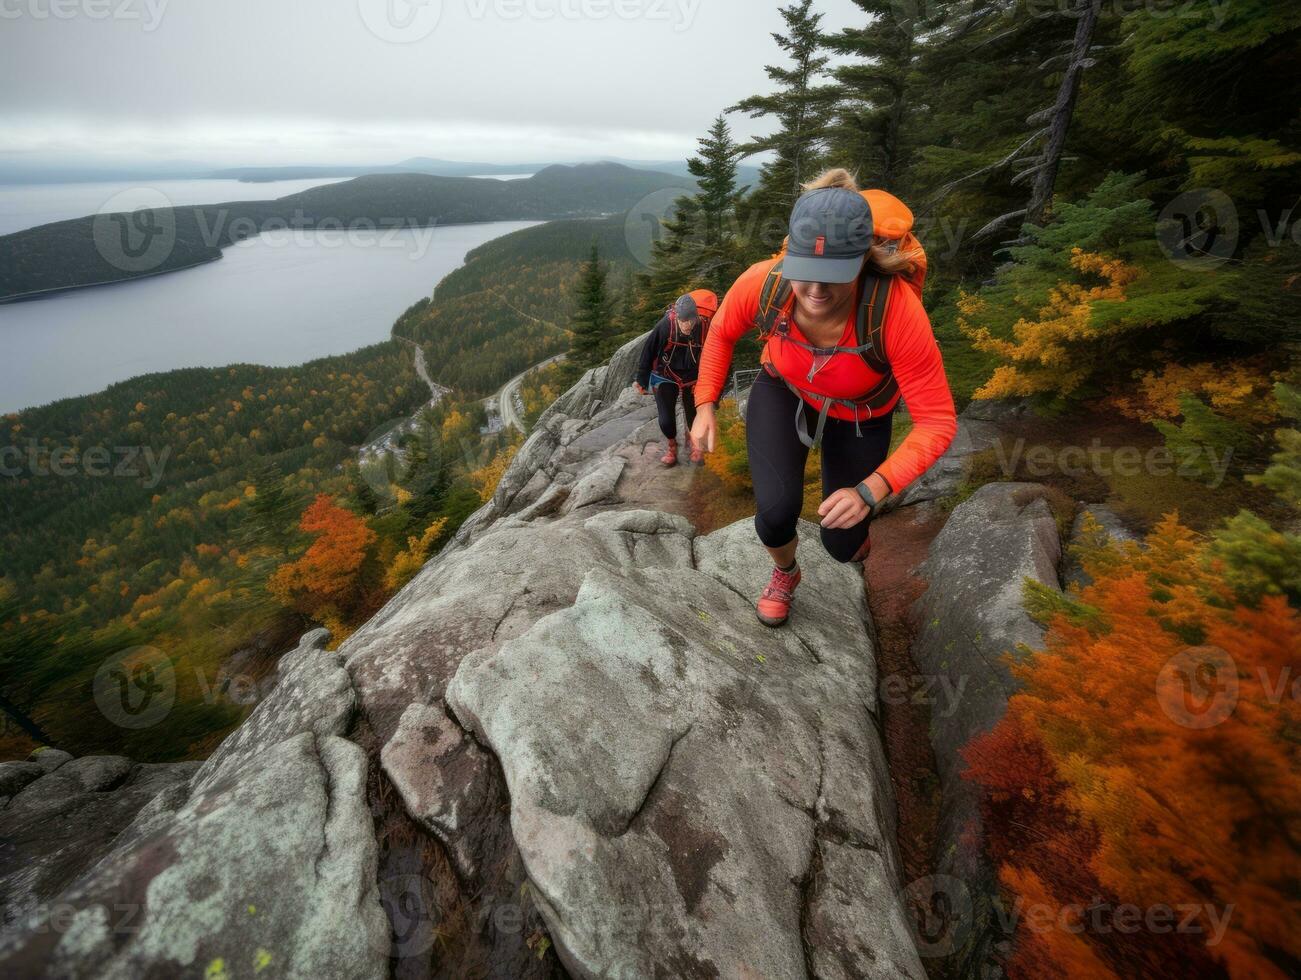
[695,257,958,493]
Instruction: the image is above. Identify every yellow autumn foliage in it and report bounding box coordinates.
[469,441,522,502]
[1110,358,1281,424]
[961,249,1140,399]
[384,517,449,591]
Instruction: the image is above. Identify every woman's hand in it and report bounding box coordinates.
[818,488,871,529]
[633,382,647,396]
[819,472,890,529]
[690,403,718,453]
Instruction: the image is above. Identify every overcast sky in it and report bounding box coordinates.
[0,0,866,168]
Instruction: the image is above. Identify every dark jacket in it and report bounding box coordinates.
[634,314,706,389]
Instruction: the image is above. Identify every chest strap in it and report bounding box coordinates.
[763,364,894,448]
[758,260,898,384]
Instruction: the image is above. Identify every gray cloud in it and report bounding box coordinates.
[0,0,863,165]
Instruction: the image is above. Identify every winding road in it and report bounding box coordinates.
[485,353,566,433]
[361,343,566,467]
[402,337,452,404]
[358,339,452,462]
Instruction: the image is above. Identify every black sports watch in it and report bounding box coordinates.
[855,480,879,514]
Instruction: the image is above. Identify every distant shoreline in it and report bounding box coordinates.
[0,217,531,306]
[0,253,225,306]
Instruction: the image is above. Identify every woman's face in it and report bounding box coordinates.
[677,315,698,334]
[790,276,858,320]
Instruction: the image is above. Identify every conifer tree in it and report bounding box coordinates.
[634,117,746,315]
[685,115,746,295]
[570,243,613,374]
[822,0,919,190]
[730,0,836,219]
[240,462,303,556]
[634,194,704,319]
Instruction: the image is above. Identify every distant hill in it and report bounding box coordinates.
[0,155,761,186]
[213,158,553,182]
[210,157,762,185]
[0,163,694,301]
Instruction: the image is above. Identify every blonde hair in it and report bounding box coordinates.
[802,167,859,192]
[800,167,920,278]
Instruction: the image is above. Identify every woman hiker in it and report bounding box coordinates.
[634,289,719,466]
[690,172,957,627]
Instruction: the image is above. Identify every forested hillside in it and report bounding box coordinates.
[394,215,640,394]
[1,2,1297,973]
[0,163,693,300]
[0,343,431,759]
[0,216,639,762]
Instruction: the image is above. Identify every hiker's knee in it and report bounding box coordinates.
[653,387,677,435]
[754,507,798,549]
[820,523,869,563]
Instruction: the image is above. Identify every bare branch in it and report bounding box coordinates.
[917,129,1048,217]
[972,209,1028,242]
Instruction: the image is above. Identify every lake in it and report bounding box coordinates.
[0,178,349,237]
[0,220,541,414]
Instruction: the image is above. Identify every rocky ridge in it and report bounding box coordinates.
[0,338,1090,979]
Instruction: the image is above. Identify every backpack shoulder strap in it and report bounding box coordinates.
[756,259,793,338]
[855,270,893,376]
[854,270,899,410]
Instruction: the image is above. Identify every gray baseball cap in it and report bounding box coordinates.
[783,187,873,283]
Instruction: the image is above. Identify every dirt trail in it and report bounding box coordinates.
[863,504,947,889]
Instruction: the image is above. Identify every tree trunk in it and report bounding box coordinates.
[1023,0,1100,227]
[881,29,914,191]
[0,688,58,750]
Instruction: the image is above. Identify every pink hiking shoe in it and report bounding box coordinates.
[756,564,801,627]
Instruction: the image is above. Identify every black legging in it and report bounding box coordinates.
[746,369,893,562]
[652,380,697,439]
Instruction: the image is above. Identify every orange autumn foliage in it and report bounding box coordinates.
[268,494,377,623]
[963,515,1300,979]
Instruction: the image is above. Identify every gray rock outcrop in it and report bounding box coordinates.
[907,482,1063,975]
[0,336,941,979]
[0,752,199,933]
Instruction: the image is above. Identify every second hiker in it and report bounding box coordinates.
[633,290,719,466]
